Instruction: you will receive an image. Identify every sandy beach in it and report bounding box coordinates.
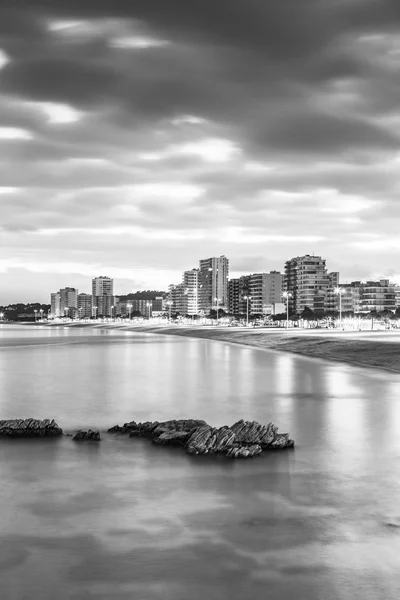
[57,321,400,374]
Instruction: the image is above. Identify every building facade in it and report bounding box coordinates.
[284,255,339,314]
[92,276,114,317]
[198,255,229,313]
[50,292,61,317]
[60,287,78,318]
[182,269,199,315]
[359,280,396,313]
[77,293,92,319]
[248,271,283,315]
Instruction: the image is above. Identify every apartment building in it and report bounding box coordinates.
[198,256,229,313]
[284,255,339,314]
[77,293,92,319]
[92,276,114,317]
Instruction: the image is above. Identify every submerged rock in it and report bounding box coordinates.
[0,418,63,437]
[72,429,101,442]
[108,417,294,458]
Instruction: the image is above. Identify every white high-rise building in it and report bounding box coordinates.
[92,276,114,317]
[92,276,113,297]
[198,255,229,313]
[182,269,199,315]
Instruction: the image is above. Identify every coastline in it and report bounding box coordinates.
[46,321,400,374]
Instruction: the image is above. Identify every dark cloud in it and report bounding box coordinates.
[2,0,400,301]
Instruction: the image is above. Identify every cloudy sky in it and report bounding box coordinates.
[1,0,400,303]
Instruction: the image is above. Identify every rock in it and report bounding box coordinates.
[107,417,294,458]
[185,425,236,455]
[72,429,101,442]
[230,419,294,449]
[0,418,63,437]
[152,430,191,446]
[225,444,262,458]
[108,418,207,437]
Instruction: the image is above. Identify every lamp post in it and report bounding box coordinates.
[39,308,44,321]
[282,292,292,329]
[335,287,343,329]
[111,305,114,320]
[127,303,132,320]
[92,305,97,320]
[146,301,151,319]
[243,295,251,327]
[34,309,38,322]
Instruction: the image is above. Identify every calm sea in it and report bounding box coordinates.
[1,324,400,599]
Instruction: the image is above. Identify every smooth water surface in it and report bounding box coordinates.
[1,325,400,599]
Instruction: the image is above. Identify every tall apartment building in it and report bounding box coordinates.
[77,293,92,319]
[284,255,338,314]
[50,292,61,317]
[198,255,229,313]
[228,279,240,314]
[182,269,199,315]
[92,276,114,317]
[169,283,188,315]
[51,287,77,318]
[248,271,283,315]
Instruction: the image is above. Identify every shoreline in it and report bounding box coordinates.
[40,321,400,375]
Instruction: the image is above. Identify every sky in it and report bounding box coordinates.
[1,0,400,303]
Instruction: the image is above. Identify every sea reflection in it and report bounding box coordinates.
[1,327,400,599]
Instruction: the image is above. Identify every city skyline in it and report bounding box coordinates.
[2,250,400,305]
[2,1,400,303]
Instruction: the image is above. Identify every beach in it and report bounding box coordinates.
[56,321,400,374]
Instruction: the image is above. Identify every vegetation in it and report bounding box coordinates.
[0,303,50,321]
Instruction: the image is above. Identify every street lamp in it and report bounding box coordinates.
[39,308,44,321]
[127,303,132,320]
[335,287,343,329]
[214,297,221,326]
[282,292,292,329]
[111,305,114,320]
[92,305,97,319]
[146,301,151,319]
[34,309,38,322]
[243,295,251,327]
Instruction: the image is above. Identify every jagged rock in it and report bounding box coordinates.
[185,425,237,455]
[225,444,262,458]
[72,429,101,442]
[108,419,208,437]
[230,420,294,449]
[107,417,294,458]
[0,418,63,437]
[152,430,191,446]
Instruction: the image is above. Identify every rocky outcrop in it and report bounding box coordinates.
[229,419,294,449]
[0,418,63,437]
[72,429,101,442]
[108,418,294,458]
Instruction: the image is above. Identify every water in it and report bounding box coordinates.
[1,325,400,599]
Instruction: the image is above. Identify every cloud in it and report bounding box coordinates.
[0,126,32,139]
[1,0,400,301]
